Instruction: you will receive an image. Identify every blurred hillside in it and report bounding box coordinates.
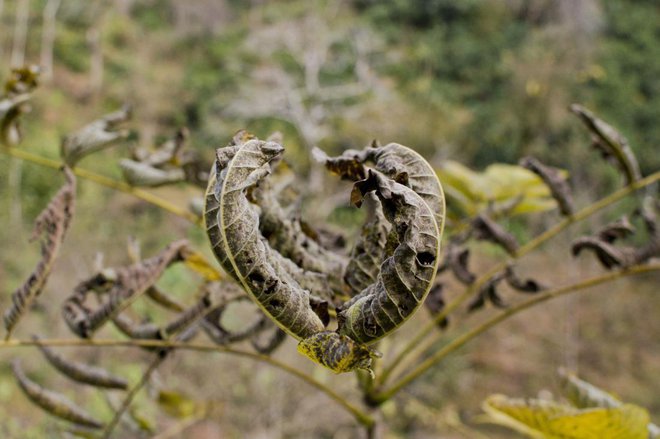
[0,1,658,437]
[1,0,658,175]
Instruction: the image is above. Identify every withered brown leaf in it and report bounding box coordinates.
[4,167,76,337]
[12,360,104,429]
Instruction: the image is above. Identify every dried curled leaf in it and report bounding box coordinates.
[504,265,544,293]
[202,305,271,345]
[60,105,131,166]
[145,285,185,312]
[1,66,39,146]
[162,292,212,337]
[339,169,441,344]
[447,244,476,285]
[132,128,189,167]
[343,192,390,296]
[115,297,209,340]
[314,142,445,227]
[32,335,127,389]
[0,93,31,146]
[571,214,654,270]
[253,165,347,300]
[204,138,327,340]
[119,159,186,187]
[62,240,189,337]
[112,313,161,340]
[424,283,449,329]
[128,127,208,187]
[571,237,627,269]
[520,156,574,216]
[4,65,40,95]
[251,326,287,354]
[481,394,650,439]
[570,104,641,185]
[205,137,443,373]
[12,360,104,429]
[4,167,76,337]
[468,272,506,312]
[473,214,519,255]
[200,286,281,349]
[571,231,658,270]
[124,237,186,312]
[597,216,635,243]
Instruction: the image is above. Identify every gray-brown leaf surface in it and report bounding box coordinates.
[338,169,441,343]
[4,167,76,337]
[61,105,131,166]
[12,360,104,429]
[33,335,128,390]
[205,136,444,372]
[570,104,641,185]
[62,240,190,338]
[204,138,326,339]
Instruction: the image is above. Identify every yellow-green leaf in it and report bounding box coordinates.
[183,250,222,281]
[157,390,200,419]
[436,160,564,218]
[481,394,649,439]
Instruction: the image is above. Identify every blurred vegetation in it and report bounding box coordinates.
[0,0,658,437]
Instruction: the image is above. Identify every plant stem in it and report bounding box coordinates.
[0,337,374,428]
[372,262,660,403]
[2,146,202,225]
[378,171,660,385]
[102,355,164,438]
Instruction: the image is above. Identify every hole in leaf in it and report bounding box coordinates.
[248,271,265,285]
[416,252,435,267]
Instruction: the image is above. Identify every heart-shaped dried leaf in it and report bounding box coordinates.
[206,137,444,373]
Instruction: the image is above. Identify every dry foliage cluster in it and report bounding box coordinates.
[1,66,659,438]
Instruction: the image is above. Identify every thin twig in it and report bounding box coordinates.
[2,147,202,225]
[102,355,164,438]
[372,262,660,402]
[378,171,660,385]
[0,337,374,427]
